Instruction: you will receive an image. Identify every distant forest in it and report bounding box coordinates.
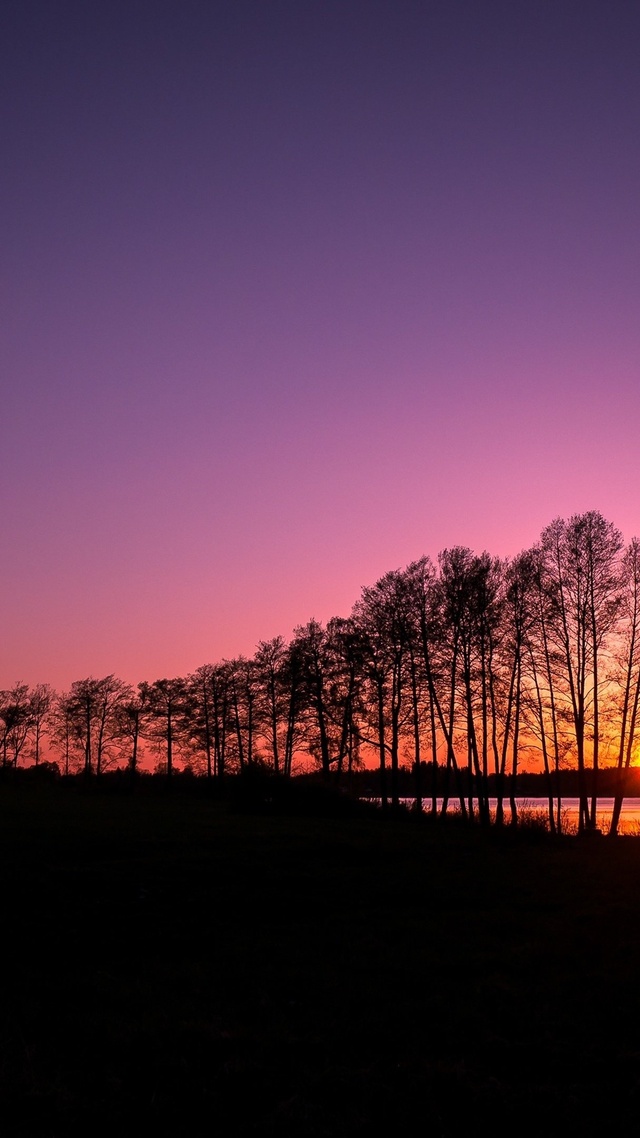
[3,511,640,835]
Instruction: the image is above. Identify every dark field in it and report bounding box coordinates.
[2,784,640,1136]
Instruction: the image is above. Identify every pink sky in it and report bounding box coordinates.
[2,1,639,692]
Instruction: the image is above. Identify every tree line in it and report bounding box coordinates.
[3,510,640,835]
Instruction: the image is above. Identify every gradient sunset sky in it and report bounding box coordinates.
[2,0,639,690]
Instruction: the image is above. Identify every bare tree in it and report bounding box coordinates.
[54,677,130,775]
[526,546,567,832]
[324,616,366,786]
[0,683,32,768]
[49,692,77,775]
[59,679,100,775]
[437,549,481,820]
[610,538,640,835]
[187,663,233,780]
[254,638,288,775]
[292,621,333,781]
[353,572,413,809]
[404,557,449,816]
[115,683,149,776]
[188,665,217,778]
[93,676,132,775]
[541,513,622,832]
[498,553,536,827]
[225,657,260,772]
[280,639,306,778]
[28,683,54,767]
[143,677,190,778]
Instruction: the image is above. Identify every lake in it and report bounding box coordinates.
[388,797,640,834]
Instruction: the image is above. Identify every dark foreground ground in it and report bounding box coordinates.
[1,783,640,1136]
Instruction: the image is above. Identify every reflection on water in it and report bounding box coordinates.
[393,798,640,834]
[508,797,640,834]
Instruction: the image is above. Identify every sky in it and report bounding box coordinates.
[2,0,640,691]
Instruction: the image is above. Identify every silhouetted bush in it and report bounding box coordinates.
[229,769,379,818]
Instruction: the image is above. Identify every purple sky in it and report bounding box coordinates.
[2,0,640,691]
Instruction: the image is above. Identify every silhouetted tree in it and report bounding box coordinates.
[438,549,482,820]
[55,676,130,775]
[325,616,365,786]
[28,683,54,767]
[226,657,260,772]
[280,638,305,778]
[498,553,536,826]
[49,692,76,775]
[352,586,396,809]
[143,677,190,778]
[292,620,333,780]
[254,637,288,775]
[610,538,640,835]
[542,513,622,831]
[187,663,233,780]
[187,665,216,778]
[404,557,448,816]
[0,683,31,767]
[11,507,640,831]
[115,682,149,777]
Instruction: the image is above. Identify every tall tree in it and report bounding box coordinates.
[226,657,260,772]
[404,557,449,816]
[324,616,365,786]
[52,677,129,775]
[541,513,623,831]
[115,682,149,777]
[280,639,305,778]
[92,676,132,775]
[190,662,233,780]
[188,665,217,778]
[254,638,288,775]
[610,538,640,835]
[49,692,76,775]
[28,683,54,767]
[353,571,414,808]
[498,553,536,827]
[0,683,32,768]
[437,548,482,820]
[292,621,333,781]
[527,545,567,832]
[143,677,190,777]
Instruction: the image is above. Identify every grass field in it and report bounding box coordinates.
[1,781,640,1135]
